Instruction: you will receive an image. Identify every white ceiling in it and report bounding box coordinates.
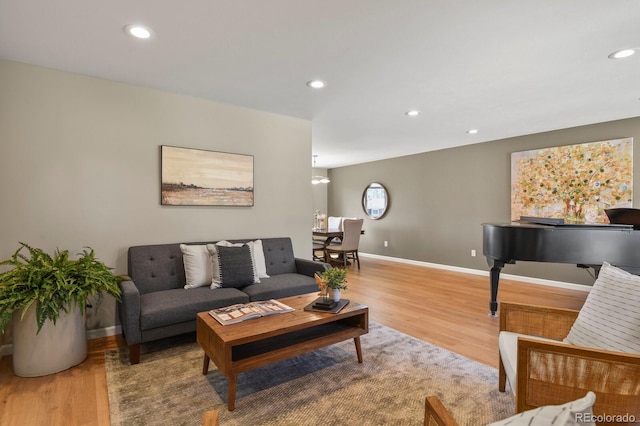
[1,1,639,168]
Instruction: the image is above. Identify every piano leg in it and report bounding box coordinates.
[488,261,505,317]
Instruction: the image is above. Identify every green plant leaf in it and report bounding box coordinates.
[320,267,348,290]
[0,243,123,334]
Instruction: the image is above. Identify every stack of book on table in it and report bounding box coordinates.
[303,297,350,314]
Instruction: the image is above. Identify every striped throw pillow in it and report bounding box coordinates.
[487,391,596,425]
[564,262,640,353]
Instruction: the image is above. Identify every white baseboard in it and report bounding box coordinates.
[0,326,122,357]
[359,252,592,293]
[87,325,121,340]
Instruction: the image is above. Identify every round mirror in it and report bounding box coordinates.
[362,182,389,220]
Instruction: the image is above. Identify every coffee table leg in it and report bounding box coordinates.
[202,353,210,375]
[228,374,237,411]
[354,336,363,363]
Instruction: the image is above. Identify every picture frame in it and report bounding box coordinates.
[161,145,254,206]
[511,137,632,223]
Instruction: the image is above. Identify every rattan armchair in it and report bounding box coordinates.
[424,396,459,426]
[498,302,640,422]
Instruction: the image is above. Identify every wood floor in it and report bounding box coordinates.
[0,257,589,426]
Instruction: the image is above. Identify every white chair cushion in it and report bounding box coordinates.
[487,391,596,426]
[499,331,562,395]
[564,262,640,354]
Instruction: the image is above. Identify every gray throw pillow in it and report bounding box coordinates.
[209,244,256,289]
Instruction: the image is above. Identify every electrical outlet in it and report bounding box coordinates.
[384,240,388,247]
[471,249,476,257]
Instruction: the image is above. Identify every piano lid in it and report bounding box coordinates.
[605,208,640,230]
[517,215,634,229]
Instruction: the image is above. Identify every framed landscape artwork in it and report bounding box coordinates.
[161,145,254,206]
[511,137,633,223]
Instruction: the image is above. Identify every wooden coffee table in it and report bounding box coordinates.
[196,293,369,410]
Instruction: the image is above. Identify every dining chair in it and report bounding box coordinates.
[312,241,326,261]
[324,218,363,268]
[327,216,342,230]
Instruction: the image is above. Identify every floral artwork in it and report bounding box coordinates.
[511,138,633,223]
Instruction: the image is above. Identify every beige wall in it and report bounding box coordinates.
[0,60,313,343]
[329,117,640,286]
[3,57,639,345]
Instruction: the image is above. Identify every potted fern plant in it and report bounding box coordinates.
[320,267,348,302]
[0,243,122,377]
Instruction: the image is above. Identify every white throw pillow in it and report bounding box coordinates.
[207,241,259,288]
[487,391,596,426]
[215,240,244,248]
[564,262,640,354]
[247,239,269,279]
[180,244,212,289]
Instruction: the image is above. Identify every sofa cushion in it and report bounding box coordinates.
[128,243,186,294]
[487,391,596,426]
[139,287,249,330]
[242,273,319,301]
[180,244,212,289]
[208,244,257,289]
[261,238,297,276]
[128,238,299,296]
[564,262,640,354]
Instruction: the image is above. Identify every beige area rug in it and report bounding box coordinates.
[105,323,514,425]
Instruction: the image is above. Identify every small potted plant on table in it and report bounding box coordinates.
[0,243,122,377]
[318,267,348,302]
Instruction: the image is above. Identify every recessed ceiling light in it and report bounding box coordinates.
[467,129,479,134]
[306,80,326,89]
[608,48,636,59]
[124,24,152,39]
[405,110,420,117]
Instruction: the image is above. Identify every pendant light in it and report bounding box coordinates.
[311,155,330,184]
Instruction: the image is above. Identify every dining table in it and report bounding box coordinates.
[313,228,365,265]
[312,228,365,245]
[313,229,344,245]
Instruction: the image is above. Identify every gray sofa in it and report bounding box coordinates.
[118,237,328,364]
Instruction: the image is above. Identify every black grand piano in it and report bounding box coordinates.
[482,212,640,317]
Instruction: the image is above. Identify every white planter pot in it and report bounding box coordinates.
[12,303,87,377]
[332,289,341,302]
